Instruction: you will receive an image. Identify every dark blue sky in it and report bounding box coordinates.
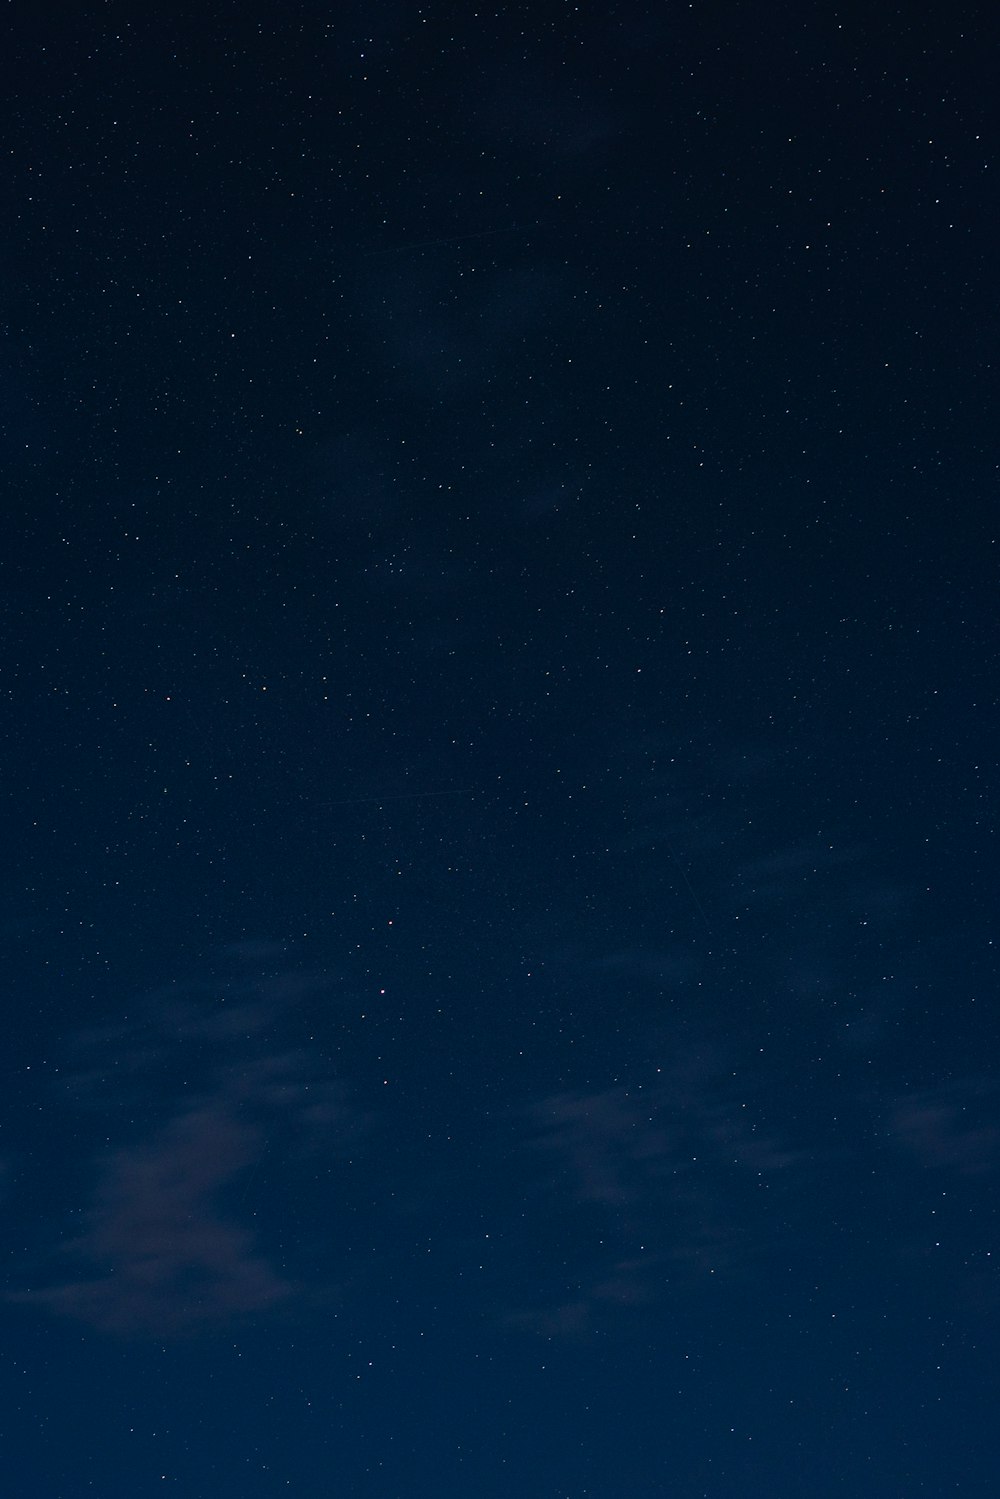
[2,2,997,1494]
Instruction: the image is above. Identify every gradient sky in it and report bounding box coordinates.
[2,2,997,1495]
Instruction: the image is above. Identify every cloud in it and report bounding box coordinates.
[359,259,570,399]
[509,1050,811,1334]
[595,947,699,986]
[524,1086,674,1207]
[14,1101,290,1336]
[470,63,618,160]
[524,1059,806,1209]
[889,1080,999,1176]
[11,948,366,1337]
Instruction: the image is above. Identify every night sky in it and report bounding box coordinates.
[3,3,997,1495]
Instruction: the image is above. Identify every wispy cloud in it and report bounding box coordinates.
[524,1086,675,1207]
[471,63,618,160]
[15,1101,289,1335]
[509,1049,812,1335]
[889,1080,999,1176]
[11,947,366,1337]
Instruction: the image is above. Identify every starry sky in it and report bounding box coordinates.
[2,2,997,1495]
